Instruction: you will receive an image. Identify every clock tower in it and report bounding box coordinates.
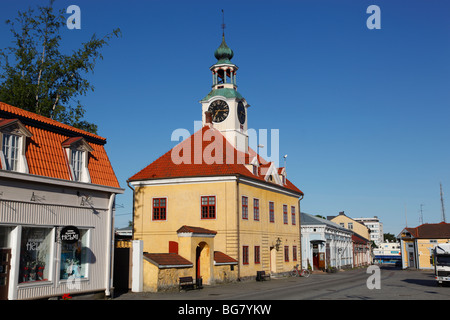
[200,33,249,153]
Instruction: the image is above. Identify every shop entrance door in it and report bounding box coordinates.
[0,249,11,300]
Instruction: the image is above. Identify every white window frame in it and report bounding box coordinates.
[0,120,32,173]
[62,137,92,183]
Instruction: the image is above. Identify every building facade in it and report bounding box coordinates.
[329,211,371,241]
[0,103,123,300]
[300,212,353,271]
[354,216,384,245]
[128,34,304,290]
[398,222,450,270]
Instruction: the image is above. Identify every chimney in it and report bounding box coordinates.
[339,211,345,216]
[204,111,213,128]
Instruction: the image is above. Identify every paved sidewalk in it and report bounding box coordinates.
[112,273,317,300]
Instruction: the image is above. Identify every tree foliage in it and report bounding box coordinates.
[0,1,121,134]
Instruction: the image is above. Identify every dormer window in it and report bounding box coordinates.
[3,133,19,171]
[0,119,32,173]
[62,137,93,183]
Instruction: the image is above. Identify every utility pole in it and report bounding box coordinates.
[441,182,447,223]
[419,204,424,225]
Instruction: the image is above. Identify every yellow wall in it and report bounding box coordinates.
[331,215,370,240]
[133,179,301,280]
[417,239,450,269]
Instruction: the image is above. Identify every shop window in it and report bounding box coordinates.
[60,229,89,280]
[19,227,52,283]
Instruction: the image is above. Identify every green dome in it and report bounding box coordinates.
[214,35,234,64]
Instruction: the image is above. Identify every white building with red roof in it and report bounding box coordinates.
[0,102,123,300]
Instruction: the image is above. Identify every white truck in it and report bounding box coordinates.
[434,243,450,286]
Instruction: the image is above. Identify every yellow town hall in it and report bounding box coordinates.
[128,32,304,291]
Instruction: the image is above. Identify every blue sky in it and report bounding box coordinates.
[1,0,450,235]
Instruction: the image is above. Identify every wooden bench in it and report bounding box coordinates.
[256,271,271,281]
[179,276,195,291]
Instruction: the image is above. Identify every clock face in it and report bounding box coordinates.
[237,101,246,124]
[208,100,229,123]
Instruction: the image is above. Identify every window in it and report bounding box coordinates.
[19,227,53,283]
[291,206,296,225]
[283,205,288,224]
[243,246,249,265]
[348,222,353,230]
[253,165,258,175]
[62,137,93,183]
[2,133,19,171]
[71,149,83,181]
[153,198,167,220]
[293,246,297,261]
[242,196,248,219]
[269,201,274,223]
[253,199,259,221]
[254,246,260,264]
[284,246,289,262]
[201,196,216,219]
[0,119,31,173]
[60,229,89,280]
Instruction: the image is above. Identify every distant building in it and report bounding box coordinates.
[398,222,450,270]
[301,212,353,271]
[328,211,370,241]
[373,241,401,264]
[354,216,384,245]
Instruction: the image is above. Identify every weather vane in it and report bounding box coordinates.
[221,9,226,36]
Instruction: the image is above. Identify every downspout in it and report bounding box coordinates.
[105,192,116,297]
[298,194,304,268]
[236,176,241,281]
[127,180,135,239]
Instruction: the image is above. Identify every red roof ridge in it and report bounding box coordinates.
[128,126,303,195]
[0,101,105,141]
[177,225,217,235]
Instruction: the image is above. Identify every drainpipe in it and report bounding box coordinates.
[298,194,304,268]
[126,180,135,239]
[105,192,116,298]
[236,177,241,280]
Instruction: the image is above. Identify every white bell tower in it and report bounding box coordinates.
[200,31,250,153]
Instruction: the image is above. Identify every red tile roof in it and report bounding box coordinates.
[0,102,120,189]
[143,253,193,267]
[128,126,303,195]
[402,222,450,239]
[214,251,238,264]
[177,225,217,235]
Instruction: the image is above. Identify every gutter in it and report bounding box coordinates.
[126,180,135,239]
[105,192,116,297]
[236,178,241,280]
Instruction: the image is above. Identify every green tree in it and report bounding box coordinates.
[0,1,121,134]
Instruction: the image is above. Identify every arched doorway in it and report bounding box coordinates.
[195,242,211,284]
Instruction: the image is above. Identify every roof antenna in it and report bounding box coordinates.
[221,9,226,37]
[441,182,447,223]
